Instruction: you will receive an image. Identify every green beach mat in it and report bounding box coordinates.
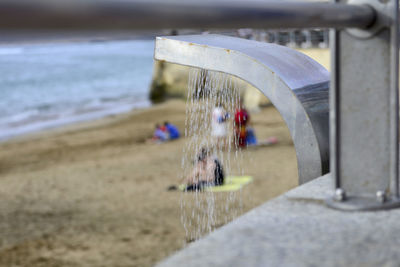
[179,176,253,192]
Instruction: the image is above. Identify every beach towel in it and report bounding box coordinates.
[179,176,253,192]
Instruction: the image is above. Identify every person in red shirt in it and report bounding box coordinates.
[234,101,249,148]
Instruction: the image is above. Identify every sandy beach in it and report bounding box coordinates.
[0,99,297,266]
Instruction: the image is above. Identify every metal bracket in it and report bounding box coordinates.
[327,0,399,211]
[346,0,392,38]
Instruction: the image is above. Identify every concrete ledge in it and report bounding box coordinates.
[157,174,400,267]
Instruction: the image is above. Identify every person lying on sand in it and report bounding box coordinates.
[167,148,224,192]
[245,124,279,147]
[184,148,225,191]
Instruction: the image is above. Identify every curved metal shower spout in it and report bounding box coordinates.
[155,34,329,184]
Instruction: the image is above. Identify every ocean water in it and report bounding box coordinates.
[0,40,155,141]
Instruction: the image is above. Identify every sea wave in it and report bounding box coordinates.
[0,47,23,55]
[0,98,151,142]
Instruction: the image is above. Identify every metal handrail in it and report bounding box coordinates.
[0,0,375,30]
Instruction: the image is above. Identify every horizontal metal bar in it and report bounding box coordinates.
[0,0,375,30]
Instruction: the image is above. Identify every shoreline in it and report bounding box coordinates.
[0,100,158,145]
[0,38,155,144]
[0,100,151,143]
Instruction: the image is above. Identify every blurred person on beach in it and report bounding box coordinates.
[184,148,224,191]
[245,123,279,147]
[234,101,250,147]
[212,103,229,149]
[245,124,258,146]
[164,121,180,140]
[151,124,168,143]
[149,122,181,144]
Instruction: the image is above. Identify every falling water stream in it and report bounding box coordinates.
[181,68,246,242]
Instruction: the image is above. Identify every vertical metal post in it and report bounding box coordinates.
[327,0,400,210]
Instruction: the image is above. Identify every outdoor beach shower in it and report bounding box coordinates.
[0,0,398,211]
[155,34,330,185]
[152,0,400,211]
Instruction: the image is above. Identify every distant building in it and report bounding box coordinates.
[236,28,329,48]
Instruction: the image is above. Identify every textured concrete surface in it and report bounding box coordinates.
[157,174,400,267]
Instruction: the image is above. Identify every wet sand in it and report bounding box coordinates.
[0,100,297,266]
